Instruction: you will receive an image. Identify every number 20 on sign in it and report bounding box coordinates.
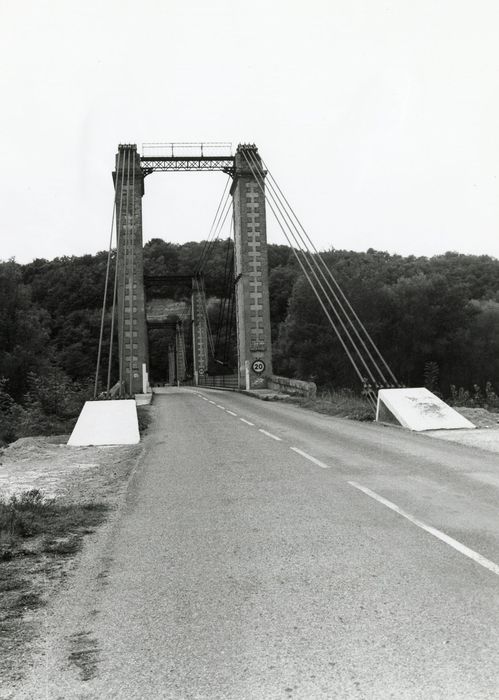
[252,360,265,374]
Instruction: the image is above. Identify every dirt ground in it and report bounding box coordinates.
[455,406,499,428]
[0,435,142,502]
[424,406,499,453]
[0,424,147,694]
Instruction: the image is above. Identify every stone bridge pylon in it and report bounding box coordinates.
[113,143,273,394]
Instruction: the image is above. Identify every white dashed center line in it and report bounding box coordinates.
[240,418,254,426]
[348,481,499,578]
[209,401,216,405]
[226,410,237,416]
[259,429,282,441]
[216,405,225,410]
[290,447,331,469]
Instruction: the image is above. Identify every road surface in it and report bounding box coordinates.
[12,388,499,699]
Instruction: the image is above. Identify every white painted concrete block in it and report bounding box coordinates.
[68,400,140,446]
[377,388,475,431]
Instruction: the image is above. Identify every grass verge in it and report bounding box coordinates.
[136,404,152,435]
[299,389,374,422]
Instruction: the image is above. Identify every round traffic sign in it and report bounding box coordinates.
[198,368,205,376]
[252,359,265,374]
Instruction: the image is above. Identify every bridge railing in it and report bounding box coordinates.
[141,142,232,158]
[267,375,317,399]
[184,373,239,390]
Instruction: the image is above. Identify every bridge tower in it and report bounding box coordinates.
[175,321,187,382]
[191,278,209,383]
[231,145,273,388]
[114,144,149,395]
[168,344,176,385]
[112,142,273,394]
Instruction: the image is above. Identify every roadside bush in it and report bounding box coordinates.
[0,490,52,540]
[448,381,499,412]
[0,490,109,553]
[0,380,24,445]
[23,367,93,421]
[485,381,499,410]
[0,367,92,445]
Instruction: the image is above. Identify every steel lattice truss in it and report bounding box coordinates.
[140,156,235,176]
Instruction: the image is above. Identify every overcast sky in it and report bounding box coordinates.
[1,0,498,263]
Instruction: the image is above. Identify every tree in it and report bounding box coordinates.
[464,300,499,390]
[0,261,51,400]
[269,265,299,342]
[376,273,476,390]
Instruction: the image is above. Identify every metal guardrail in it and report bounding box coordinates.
[187,374,239,390]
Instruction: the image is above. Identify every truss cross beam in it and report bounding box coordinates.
[140,156,235,176]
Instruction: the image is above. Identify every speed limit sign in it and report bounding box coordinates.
[252,359,265,374]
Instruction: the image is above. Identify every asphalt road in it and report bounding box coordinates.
[13,388,499,699]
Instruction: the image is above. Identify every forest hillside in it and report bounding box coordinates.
[1,240,499,441]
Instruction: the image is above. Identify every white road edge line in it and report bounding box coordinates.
[348,481,499,578]
[240,418,254,426]
[259,429,282,441]
[226,410,237,416]
[290,447,331,469]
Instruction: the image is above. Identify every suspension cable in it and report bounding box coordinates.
[194,276,215,358]
[240,150,376,407]
[198,195,233,275]
[94,200,116,399]
[106,148,125,396]
[242,149,379,401]
[254,153,390,386]
[214,236,233,360]
[261,157,399,387]
[222,247,235,367]
[202,276,216,358]
[190,179,234,370]
[195,176,232,274]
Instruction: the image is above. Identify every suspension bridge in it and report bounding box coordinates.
[92,142,405,415]
[40,144,499,699]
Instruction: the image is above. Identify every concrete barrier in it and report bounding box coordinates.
[68,399,140,446]
[266,375,317,399]
[377,388,476,431]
